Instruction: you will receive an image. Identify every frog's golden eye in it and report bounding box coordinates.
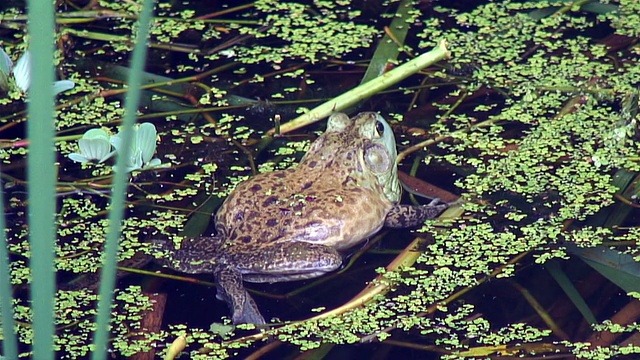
[375,120,385,136]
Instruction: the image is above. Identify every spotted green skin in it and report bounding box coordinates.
[162,112,449,324]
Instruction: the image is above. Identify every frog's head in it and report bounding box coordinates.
[301,112,401,203]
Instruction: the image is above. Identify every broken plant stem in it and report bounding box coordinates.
[268,39,451,135]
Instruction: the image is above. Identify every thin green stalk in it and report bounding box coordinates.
[27,0,57,358]
[90,0,154,359]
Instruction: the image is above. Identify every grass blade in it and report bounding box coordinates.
[90,0,155,358]
[546,259,597,325]
[360,0,413,85]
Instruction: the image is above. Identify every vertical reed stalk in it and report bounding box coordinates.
[90,0,155,359]
[26,0,57,358]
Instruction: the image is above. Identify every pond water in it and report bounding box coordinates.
[1,0,639,359]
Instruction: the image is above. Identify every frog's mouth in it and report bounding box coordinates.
[380,163,401,204]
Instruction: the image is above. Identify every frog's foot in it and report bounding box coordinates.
[384,200,450,228]
[215,265,266,325]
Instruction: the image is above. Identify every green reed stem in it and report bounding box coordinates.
[90,0,155,359]
[27,0,57,358]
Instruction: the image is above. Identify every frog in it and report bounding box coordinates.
[159,112,449,324]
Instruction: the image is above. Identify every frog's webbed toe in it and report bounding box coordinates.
[384,199,450,228]
[215,265,266,324]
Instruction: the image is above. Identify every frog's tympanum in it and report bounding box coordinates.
[160,112,449,324]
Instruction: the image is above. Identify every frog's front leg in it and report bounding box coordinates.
[153,237,220,274]
[214,264,266,324]
[384,199,450,228]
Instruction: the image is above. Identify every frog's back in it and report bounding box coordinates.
[216,165,394,251]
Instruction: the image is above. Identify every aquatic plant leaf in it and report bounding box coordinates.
[110,129,138,161]
[110,133,139,172]
[0,71,9,92]
[0,47,12,91]
[0,47,12,75]
[136,122,157,164]
[67,153,90,163]
[546,259,597,324]
[528,1,617,20]
[109,123,161,172]
[580,2,618,14]
[80,138,114,163]
[73,60,208,122]
[567,244,640,293]
[109,132,125,152]
[68,128,115,163]
[83,128,111,141]
[52,80,75,95]
[130,147,144,171]
[146,158,161,168]
[528,7,560,20]
[360,0,412,85]
[0,48,74,95]
[12,51,30,92]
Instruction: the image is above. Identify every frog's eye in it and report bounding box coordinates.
[375,120,385,136]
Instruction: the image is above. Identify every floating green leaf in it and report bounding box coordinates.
[110,122,164,172]
[68,128,114,164]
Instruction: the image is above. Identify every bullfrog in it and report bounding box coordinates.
[159,112,449,324]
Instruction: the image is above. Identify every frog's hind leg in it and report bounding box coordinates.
[384,199,449,228]
[216,242,342,324]
[215,264,266,324]
[234,241,343,283]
